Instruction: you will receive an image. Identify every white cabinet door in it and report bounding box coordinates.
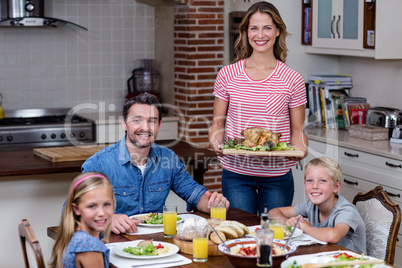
[292,160,306,205]
[312,0,363,50]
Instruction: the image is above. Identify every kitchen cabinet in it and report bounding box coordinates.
[312,0,363,50]
[338,147,402,267]
[304,0,402,59]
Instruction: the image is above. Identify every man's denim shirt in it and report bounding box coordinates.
[81,136,207,216]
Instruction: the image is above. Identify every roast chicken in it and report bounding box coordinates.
[240,127,281,148]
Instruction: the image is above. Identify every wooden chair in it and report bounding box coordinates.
[353,186,401,265]
[18,218,45,268]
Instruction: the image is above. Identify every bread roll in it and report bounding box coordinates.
[207,217,223,227]
[177,218,209,241]
[210,231,226,244]
[177,218,196,241]
[215,225,238,239]
[219,221,244,236]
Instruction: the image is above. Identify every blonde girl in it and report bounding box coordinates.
[49,172,116,268]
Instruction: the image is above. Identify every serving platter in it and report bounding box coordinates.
[280,250,385,268]
[112,240,179,259]
[223,146,304,157]
[129,213,184,227]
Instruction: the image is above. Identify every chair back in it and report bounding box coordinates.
[18,218,45,268]
[353,186,401,265]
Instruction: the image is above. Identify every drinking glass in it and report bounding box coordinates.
[256,228,274,267]
[163,205,177,238]
[192,225,209,262]
[210,200,226,220]
[269,217,285,240]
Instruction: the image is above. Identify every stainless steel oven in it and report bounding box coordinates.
[0,108,94,147]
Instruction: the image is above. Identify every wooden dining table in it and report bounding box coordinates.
[47,208,364,268]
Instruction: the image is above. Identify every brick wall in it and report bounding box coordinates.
[173,0,224,191]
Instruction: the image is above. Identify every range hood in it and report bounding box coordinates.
[0,0,87,30]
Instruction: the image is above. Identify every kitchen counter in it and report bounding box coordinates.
[305,127,402,161]
[0,140,217,184]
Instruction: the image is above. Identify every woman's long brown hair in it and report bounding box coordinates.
[233,1,289,64]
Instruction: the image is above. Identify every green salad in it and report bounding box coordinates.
[223,138,295,152]
[123,244,156,256]
[287,253,375,268]
[143,213,182,224]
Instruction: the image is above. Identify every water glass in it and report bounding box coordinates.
[210,200,226,220]
[163,205,177,238]
[256,228,274,267]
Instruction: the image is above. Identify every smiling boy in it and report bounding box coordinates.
[269,157,366,254]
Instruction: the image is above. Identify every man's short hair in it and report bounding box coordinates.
[123,93,162,123]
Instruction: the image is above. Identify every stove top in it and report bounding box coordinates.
[0,115,89,126]
[0,108,95,147]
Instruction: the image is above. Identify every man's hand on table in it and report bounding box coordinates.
[111,214,140,234]
[197,190,230,213]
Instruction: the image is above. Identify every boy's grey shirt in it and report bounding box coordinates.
[295,194,366,254]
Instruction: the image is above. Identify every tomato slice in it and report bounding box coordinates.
[334,253,356,259]
[155,243,164,249]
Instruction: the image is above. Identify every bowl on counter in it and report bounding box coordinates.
[217,238,297,268]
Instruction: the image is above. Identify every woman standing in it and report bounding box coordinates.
[209,1,308,214]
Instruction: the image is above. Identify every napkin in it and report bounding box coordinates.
[289,233,327,246]
[107,243,192,268]
[127,214,204,235]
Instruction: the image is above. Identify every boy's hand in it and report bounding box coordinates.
[285,215,303,227]
[298,219,311,233]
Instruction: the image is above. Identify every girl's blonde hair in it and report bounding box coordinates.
[48,172,116,268]
[233,1,289,64]
[304,157,342,186]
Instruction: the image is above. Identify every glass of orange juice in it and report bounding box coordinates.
[163,205,177,238]
[192,225,209,262]
[210,200,226,220]
[269,217,285,240]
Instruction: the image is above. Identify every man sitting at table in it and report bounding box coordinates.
[82,93,229,234]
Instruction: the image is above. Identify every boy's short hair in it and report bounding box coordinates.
[304,157,342,185]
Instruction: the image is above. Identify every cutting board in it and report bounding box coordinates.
[172,235,223,256]
[223,146,304,157]
[33,145,107,162]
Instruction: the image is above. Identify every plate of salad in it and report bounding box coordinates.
[130,213,184,227]
[113,240,179,259]
[281,251,385,268]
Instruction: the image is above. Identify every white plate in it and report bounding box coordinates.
[247,225,303,239]
[129,213,184,227]
[112,240,179,259]
[280,250,386,268]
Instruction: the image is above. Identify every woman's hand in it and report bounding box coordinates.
[209,129,224,156]
[209,97,228,156]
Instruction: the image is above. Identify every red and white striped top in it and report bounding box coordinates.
[213,59,306,177]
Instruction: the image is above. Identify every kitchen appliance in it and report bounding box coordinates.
[0,0,86,29]
[366,107,402,138]
[8,0,44,19]
[126,59,160,101]
[390,125,402,144]
[0,108,94,147]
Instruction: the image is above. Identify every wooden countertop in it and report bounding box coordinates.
[305,127,402,161]
[0,140,217,178]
